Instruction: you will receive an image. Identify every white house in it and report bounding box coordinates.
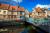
[25,9,29,18]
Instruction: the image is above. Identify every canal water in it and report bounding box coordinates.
[0,17,49,33]
[26,17,50,33]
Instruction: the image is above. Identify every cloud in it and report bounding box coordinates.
[36,4,50,8]
[12,0,22,3]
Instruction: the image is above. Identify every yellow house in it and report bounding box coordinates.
[0,9,8,20]
[7,6,18,20]
[7,10,17,20]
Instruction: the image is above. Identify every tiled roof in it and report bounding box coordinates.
[9,6,25,12]
[0,4,9,10]
[8,6,18,11]
[17,7,24,12]
[0,3,25,12]
[8,6,12,11]
[35,7,42,12]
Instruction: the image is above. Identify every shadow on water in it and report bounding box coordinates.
[24,21,49,33]
[0,20,49,33]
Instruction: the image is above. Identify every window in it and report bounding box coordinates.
[14,15,16,18]
[22,12,24,15]
[8,15,10,18]
[0,10,1,12]
[11,15,13,18]
[3,15,6,18]
[20,11,22,14]
[17,12,20,15]
[3,11,6,14]
[20,12,24,15]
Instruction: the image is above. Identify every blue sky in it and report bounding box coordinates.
[0,0,50,12]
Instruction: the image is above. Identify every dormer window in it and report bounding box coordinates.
[12,8,15,10]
